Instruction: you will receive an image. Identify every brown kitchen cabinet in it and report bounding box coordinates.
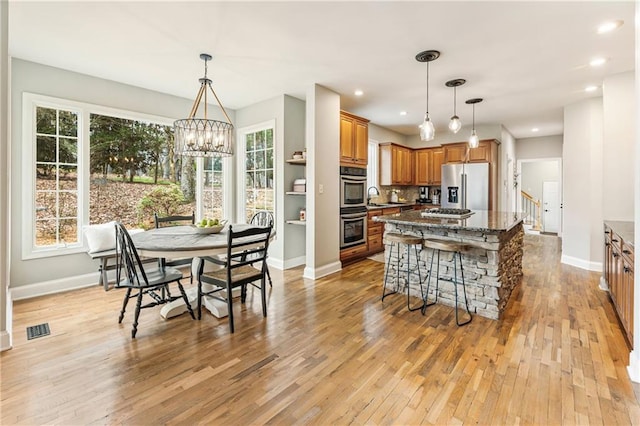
[379,143,414,186]
[444,139,496,164]
[340,111,369,167]
[414,147,444,185]
[367,209,383,253]
[604,222,635,348]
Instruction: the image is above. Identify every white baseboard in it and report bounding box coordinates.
[560,254,602,272]
[598,276,609,291]
[303,261,341,280]
[282,255,306,270]
[10,272,99,300]
[0,330,11,351]
[628,349,640,383]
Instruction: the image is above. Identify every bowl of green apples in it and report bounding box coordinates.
[192,218,227,234]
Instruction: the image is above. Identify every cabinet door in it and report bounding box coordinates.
[340,115,355,162]
[468,141,491,162]
[353,120,368,165]
[430,148,444,184]
[398,147,413,185]
[621,258,634,345]
[444,144,466,163]
[414,149,430,185]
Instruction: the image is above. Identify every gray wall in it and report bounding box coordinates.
[521,161,561,202]
[562,97,603,270]
[1,0,10,350]
[603,71,635,222]
[516,135,563,159]
[10,59,231,289]
[368,123,407,144]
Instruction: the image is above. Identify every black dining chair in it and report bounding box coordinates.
[250,211,274,287]
[114,222,195,338]
[196,224,272,333]
[154,212,196,281]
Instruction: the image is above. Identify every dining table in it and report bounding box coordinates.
[131,223,274,320]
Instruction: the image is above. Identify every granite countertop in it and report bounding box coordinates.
[605,220,634,247]
[367,202,440,210]
[374,210,525,232]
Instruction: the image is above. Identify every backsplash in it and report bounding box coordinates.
[371,185,441,204]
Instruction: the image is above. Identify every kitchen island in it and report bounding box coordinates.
[374,210,525,320]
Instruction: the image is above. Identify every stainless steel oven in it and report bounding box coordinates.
[340,207,368,248]
[340,166,367,209]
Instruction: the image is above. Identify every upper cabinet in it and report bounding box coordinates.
[340,111,369,167]
[414,147,444,186]
[379,143,414,186]
[444,140,496,163]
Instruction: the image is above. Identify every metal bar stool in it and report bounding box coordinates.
[382,232,425,312]
[421,238,472,326]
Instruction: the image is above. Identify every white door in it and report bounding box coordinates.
[542,181,560,233]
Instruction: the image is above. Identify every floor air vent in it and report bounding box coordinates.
[26,323,50,340]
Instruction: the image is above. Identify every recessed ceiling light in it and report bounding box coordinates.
[597,20,623,34]
[399,111,407,116]
[354,90,364,96]
[531,128,539,132]
[589,57,607,67]
[585,85,598,92]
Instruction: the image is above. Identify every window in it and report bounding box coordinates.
[23,93,222,259]
[238,121,275,224]
[34,105,80,248]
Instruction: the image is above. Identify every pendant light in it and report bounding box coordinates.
[174,53,234,157]
[416,50,440,142]
[445,79,466,133]
[466,98,483,148]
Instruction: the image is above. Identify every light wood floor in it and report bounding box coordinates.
[2,234,639,424]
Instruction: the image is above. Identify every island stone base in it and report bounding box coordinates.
[382,222,524,320]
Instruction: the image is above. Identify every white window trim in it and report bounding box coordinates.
[21,93,175,260]
[195,155,233,223]
[235,119,276,224]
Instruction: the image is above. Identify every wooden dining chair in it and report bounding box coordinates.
[154,212,196,281]
[250,211,274,287]
[196,224,272,333]
[114,222,194,338]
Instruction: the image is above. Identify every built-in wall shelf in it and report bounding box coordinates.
[286,220,307,226]
[286,158,306,165]
[286,191,306,195]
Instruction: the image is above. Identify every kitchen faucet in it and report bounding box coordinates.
[367,186,380,205]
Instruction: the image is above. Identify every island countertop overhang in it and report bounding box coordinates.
[373,210,525,233]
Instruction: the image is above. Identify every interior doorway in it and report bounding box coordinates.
[517,158,562,236]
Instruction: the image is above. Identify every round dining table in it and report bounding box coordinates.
[131,224,274,319]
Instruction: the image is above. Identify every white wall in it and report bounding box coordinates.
[9,59,231,289]
[368,123,407,145]
[304,84,341,279]
[521,161,561,201]
[1,0,11,351]
[517,135,563,159]
[499,127,516,213]
[562,97,603,270]
[405,123,503,148]
[603,71,635,222]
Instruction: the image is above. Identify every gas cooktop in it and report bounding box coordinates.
[420,208,475,219]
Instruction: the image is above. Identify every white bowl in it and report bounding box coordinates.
[191,220,227,234]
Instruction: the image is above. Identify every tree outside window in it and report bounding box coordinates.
[244,127,274,223]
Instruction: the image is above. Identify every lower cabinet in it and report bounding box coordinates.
[604,223,635,348]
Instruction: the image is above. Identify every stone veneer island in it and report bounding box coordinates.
[374,210,525,320]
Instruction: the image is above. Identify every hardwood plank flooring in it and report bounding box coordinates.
[2,234,639,424]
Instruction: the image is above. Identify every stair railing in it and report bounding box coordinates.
[521,190,541,230]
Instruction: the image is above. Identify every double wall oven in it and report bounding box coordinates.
[339,166,367,249]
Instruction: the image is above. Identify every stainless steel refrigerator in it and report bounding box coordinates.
[440,162,489,210]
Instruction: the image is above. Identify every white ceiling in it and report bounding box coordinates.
[8,1,636,139]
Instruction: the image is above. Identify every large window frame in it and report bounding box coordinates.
[236,120,276,225]
[22,93,222,259]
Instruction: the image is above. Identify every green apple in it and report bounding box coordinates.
[200,218,208,226]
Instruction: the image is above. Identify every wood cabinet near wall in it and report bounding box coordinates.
[604,222,635,348]
[379,143,414,186]
[414,147,444,185]
[340,111,369,167]
[444,139,496,164]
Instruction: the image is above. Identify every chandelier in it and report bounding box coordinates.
[174,53,234,157]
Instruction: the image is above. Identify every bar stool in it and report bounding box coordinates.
[421,238,472,326]
[382,232,425,312]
